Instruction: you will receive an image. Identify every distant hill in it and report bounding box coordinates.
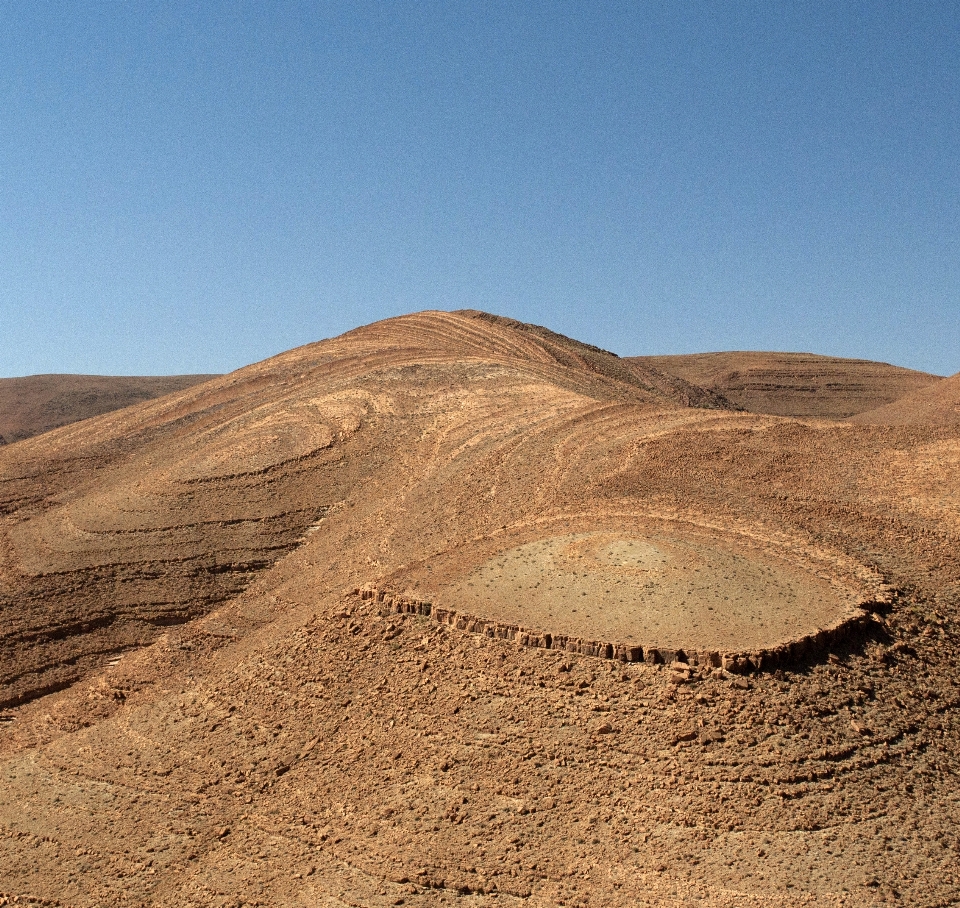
[0,373,220,444]
[851,370,960,425]
[629,351,941,419]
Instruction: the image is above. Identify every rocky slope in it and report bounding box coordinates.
[0,311,957,907]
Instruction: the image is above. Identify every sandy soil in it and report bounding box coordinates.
[404,529,865,654]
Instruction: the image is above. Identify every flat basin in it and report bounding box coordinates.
[431,531,857,653]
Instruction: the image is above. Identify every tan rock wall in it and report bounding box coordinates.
[354,586,883,673]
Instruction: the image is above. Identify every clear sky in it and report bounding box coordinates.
[2,1,958,377]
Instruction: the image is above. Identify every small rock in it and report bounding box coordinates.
[673,728,698,743]
[595,722,614,735]
[851,721,872,736]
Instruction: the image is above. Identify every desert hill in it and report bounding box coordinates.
[460,311,736,410]
[631,350,941,419]
[0,373,220,445]
[0,312,727,712]
[0,310,958,907]
[851,370,960,425]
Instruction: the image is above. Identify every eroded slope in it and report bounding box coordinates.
[0,311,958,907]
[0,311,697,708]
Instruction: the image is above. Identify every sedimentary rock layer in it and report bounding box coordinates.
[355,586,886,673]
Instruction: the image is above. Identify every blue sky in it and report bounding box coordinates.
[2,1,958,376]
